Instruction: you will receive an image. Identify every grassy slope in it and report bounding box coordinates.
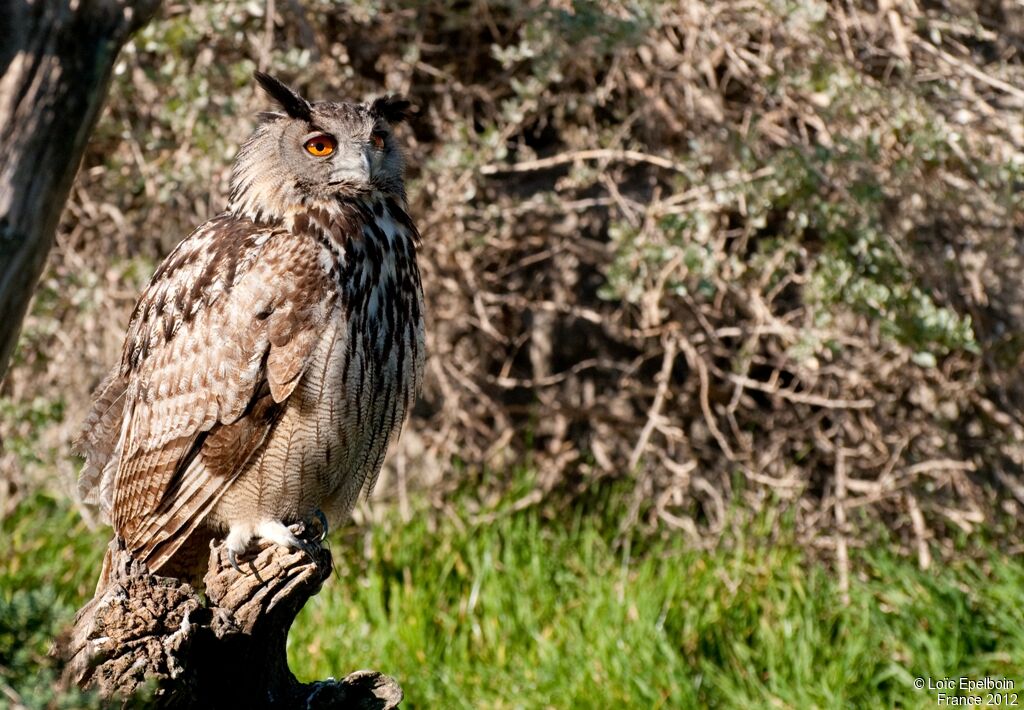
[2,488,1023,708]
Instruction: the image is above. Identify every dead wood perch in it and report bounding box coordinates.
[58,526,403,708]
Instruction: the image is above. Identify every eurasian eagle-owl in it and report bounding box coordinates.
[76,72,425,580]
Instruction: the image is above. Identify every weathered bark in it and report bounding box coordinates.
[0,0,160,380]
[59,525,403,708]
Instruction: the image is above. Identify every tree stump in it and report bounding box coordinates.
[58,525,402,708]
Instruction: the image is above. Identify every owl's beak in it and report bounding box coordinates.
[327,149,372,189]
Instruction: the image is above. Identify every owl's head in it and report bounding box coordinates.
[228,72,413,223]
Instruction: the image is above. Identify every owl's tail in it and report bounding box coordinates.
[94,528,213,596]
[92,540,120,595]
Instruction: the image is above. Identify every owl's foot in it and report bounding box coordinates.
[224,520,320,573]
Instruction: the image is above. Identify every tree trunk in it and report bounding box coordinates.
[58,524,403,708]
[0,0,160,380]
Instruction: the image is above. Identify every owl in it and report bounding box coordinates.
[75,72,425,581]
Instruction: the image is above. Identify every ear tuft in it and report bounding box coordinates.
[254,71,313,122]
[370,95,416,124]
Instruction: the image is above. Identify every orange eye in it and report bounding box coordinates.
[304,135,336,157]
[370,131,386,150]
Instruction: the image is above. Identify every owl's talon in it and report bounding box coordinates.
[314,509,329,541]
[228,548,243,574]
[297,538,318,561]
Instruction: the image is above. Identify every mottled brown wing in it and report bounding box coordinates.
[90,214,333,569]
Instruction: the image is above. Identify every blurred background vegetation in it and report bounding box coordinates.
[2,0,1023,706]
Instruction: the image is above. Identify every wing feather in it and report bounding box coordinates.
[78,213,333,570]
[129,392,285,569]
[75,370,128,513]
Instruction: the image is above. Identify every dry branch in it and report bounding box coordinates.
[58,527,402,709]
[479,148,690,175]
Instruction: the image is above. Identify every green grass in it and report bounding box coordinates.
[2,487,1023,708]
[287,496,1024,709]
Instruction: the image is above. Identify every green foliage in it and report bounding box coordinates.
[603,119,991,361]
[0,493,108,708]
[0,589,102,709]
[493,0,650,89]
